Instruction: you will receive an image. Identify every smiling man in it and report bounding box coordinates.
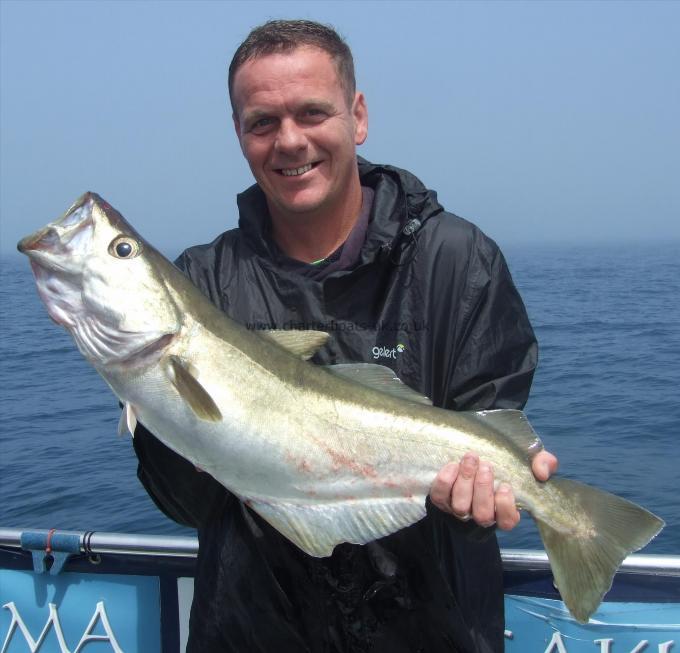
[133,19,556,653]
[232,42,368,264]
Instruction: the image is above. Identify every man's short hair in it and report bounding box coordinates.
[228,19,356,113]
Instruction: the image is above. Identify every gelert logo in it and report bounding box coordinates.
[372,343,406,360]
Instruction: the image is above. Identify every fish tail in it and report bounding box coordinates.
[535,477,664,623]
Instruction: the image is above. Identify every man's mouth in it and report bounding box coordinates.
[277,162,319,177]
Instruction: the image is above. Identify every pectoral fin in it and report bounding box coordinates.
[165,355,222,422]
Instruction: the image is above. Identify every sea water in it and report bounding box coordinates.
[1,241,678,553]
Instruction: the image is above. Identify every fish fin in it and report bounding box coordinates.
[117,402,138,437]
[535,477,664,623]
[245,495,428,557]
[260,329,330,360]
[165,355,222,422]
[117,406,127,437]
[324,364,433,406]
[473,409,543,459]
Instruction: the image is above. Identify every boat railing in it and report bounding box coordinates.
[2,527,678,574]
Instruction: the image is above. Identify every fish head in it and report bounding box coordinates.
[17,192,181,366]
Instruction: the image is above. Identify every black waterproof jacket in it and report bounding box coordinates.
[133,159,537,653]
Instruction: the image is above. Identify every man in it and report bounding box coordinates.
[134,19,557,652]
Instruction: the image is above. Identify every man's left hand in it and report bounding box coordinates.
[429,451,559,530]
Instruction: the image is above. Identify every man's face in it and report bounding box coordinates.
[231,46,368,222]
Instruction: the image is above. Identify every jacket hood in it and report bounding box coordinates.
[236,157,444,265]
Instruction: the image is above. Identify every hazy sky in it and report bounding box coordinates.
[1,0,678,258]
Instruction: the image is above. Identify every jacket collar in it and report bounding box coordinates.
[236,157,444,264]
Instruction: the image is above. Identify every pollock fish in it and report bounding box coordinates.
[17,193,664,623]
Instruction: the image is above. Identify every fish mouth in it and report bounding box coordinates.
[276,161,321,177]
[17,193,96,273]
[16,193,98,327]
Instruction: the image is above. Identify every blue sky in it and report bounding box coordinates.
[1,0,678,258]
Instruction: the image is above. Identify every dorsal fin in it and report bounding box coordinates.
[324,363,432,406]
[472,409,543,459]
[260,329,330,360]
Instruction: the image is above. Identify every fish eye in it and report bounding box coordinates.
[109,236,141,259]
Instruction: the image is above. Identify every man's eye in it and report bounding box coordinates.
[302,109,327,121]
[249,118,275,133]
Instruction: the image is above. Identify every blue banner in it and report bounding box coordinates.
[1,569,161,652]
[505,595,679,652]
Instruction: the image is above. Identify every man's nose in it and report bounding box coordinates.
[274,118,307,154]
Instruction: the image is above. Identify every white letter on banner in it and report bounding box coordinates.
[73,601,123,653]
[595,639,614,653]
[629,642,649,653]
[544,631,568,653]
[658,642,674,653]
[1,602,70,653]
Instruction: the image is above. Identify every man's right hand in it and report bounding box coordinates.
[430,450,558,530]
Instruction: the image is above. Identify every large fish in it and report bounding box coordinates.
[18,192,663,623]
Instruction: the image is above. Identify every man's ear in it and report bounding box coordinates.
[353,92,368,145]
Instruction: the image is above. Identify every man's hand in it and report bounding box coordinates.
[430,451,558,530]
